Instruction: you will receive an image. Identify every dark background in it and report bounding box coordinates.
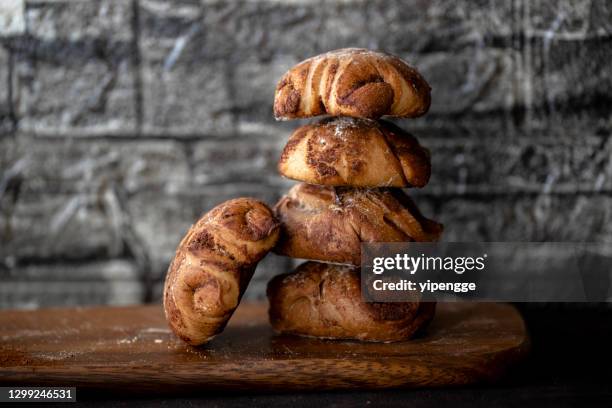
[1,0,611,309]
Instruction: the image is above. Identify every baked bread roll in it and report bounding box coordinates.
[274,48,431,120]
[267,261,436,342]
[163,198,279,346]
[273,183,442,265]
[279,117,431,188]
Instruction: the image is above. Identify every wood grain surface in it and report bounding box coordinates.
[0,302,529,393]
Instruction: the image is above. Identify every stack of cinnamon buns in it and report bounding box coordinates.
[163,48,443,346]
[267,48,443,342]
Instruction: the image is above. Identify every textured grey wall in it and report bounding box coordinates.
[0,0,611,308]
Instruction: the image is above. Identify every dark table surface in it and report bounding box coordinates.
[48,304,612,408]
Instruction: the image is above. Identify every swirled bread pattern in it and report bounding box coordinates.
[274,48,431,120]
[163,198,279,346]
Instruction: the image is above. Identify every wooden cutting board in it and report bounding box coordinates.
[0,302,528,393]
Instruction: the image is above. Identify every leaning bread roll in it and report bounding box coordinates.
[279,117,431,188]
[274,48,431,120]
[273,183,442,265]
[267,261,436,342]
[163,198,279,346]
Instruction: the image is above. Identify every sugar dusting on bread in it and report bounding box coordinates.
[273,183,442,265]
[278,117,431,188]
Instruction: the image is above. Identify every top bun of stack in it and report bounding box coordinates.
[274,48,431,120]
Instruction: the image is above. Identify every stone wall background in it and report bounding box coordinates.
[0,0,610,309]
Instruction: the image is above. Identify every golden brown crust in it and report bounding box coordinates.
[274,48,431,120]
[163,198,279,346]
[278,117,431,187]
[273,183,443,265]
[267,262,436,342]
